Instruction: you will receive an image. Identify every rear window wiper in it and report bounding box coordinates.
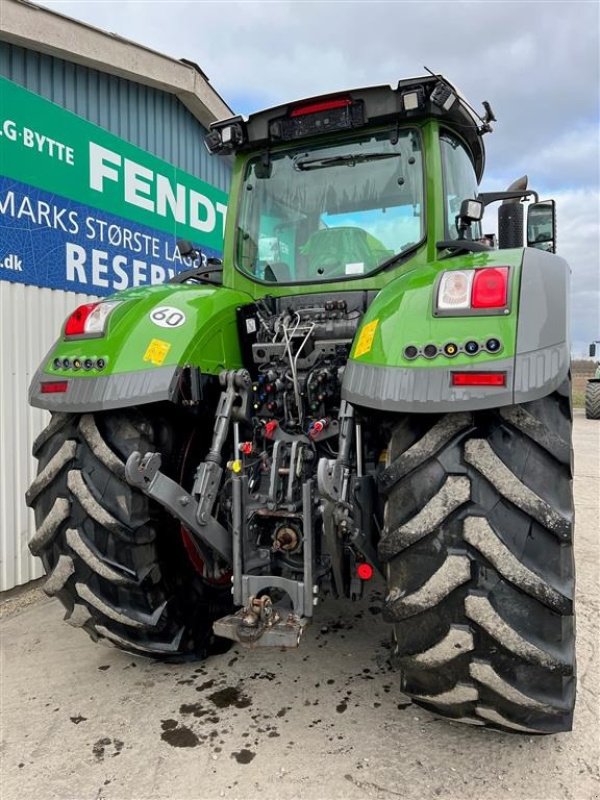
[293,152,401,171]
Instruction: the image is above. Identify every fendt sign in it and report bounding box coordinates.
[0,77,228,295]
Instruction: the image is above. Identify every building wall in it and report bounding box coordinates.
[0,282,98,591]
[0,42,231,590]
[0,42,231,192]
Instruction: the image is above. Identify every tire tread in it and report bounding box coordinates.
[585,382,600,419]
[382,391,575,734]
[28,409,231,658]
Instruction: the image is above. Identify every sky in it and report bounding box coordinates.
[38,0,600,354]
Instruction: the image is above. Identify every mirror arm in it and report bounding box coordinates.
[478,189,539,206]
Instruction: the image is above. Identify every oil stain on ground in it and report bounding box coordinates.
[92,737,124,760]
[160,720,199,748]
[207,686,252,709]
[231,749,256,764]
[179,702,212,719]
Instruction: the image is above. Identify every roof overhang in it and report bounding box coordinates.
[1,0,233,128]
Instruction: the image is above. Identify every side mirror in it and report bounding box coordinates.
[176,239,196,258]
[527,200,556,253]
[590,343,597,358]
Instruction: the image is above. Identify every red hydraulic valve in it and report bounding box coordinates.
[264,420,278,439]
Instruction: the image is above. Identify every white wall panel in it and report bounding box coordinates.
[0,282,97,591]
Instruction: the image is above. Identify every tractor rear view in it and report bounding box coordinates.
[585,341,600,419]
[27,74,576,734]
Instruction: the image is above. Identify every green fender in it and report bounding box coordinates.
[342,247,570,412]
[29,283,253,412]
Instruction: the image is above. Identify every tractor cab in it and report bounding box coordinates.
[207,74,555,293]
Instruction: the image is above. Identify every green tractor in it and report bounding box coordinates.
[27,74,576,734]
[585,342,600,419]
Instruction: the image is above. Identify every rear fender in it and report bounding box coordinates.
[29,283,252,412]
[342,248,570,412]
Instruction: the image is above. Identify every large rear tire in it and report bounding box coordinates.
[585,381,600,419]
[379,383,575,733]
[26,408,231,658]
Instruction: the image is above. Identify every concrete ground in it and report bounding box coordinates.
[1,410,598,800]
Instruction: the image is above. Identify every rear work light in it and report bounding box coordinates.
[436,267,510,314]
[40,381,69,394]
[451,372,506,387]
[205,116,246,155]
[64,301,120,338]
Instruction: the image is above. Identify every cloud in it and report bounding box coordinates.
[516,127,600,191]
[33,0,600,349]
[552,188,600,355]
[38,1,599,182]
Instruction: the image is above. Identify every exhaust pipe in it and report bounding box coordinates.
[498,175,527,249]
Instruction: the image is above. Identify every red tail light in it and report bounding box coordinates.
[290,97,351,117]
[436,267,510,315]
[64,303,99,336]
[41,381,69,394]
[451,372,506,387]
[64,301,120,338]
[472,267,509,308]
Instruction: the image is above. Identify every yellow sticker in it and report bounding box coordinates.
[354,319,379,358]
[143,338,171,366]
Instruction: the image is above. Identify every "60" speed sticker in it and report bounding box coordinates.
[149,306,187,328]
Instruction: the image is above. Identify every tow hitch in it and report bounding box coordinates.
[213,595,307,649]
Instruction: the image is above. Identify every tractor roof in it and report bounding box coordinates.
[207,74,492,181]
